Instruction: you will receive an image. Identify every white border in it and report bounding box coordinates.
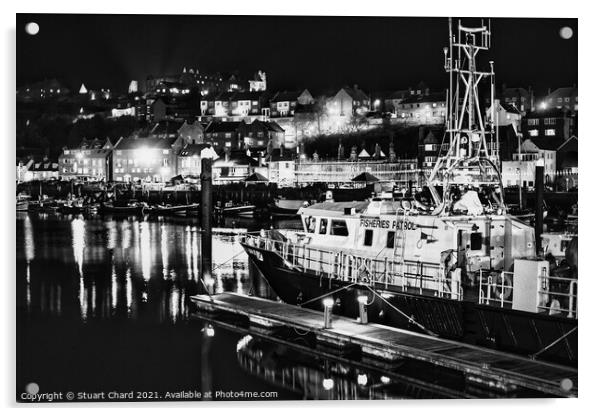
[2,0,600,414]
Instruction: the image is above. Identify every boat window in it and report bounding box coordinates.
[306,216,316,233]
[330,219,349,237]
[364,230,373,246]
[386,231,395,248]
[319,218,328,235]
[470,232,483,250]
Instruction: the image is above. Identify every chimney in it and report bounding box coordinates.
[280,143,284,158]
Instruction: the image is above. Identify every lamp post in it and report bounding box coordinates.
[357,295,369,324]
[516,167,522,210]
[323,297,334,329]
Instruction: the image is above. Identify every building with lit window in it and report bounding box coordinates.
[417,127,446,169]
[16,79,70,102]
[487,99,522,132]
[267,147,296,187]
[393,90,446,125]
[177,143,219,177]
[240,119,286,149]
[204,121,245,151]
[17,157,59,182]
[483,86,534,113]
[501,138,560,188]
[522,109,577,141]
[59,138,116,181]
[541,87,578,111]
[112,121,188,183]
[211,150,266,185]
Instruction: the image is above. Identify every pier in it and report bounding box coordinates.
[191,292,577,398]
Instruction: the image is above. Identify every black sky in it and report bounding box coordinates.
[16,14,577,95]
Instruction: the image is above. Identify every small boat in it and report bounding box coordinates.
[217,201,256,217]
[16,193,31,211]
[143,203,199,216]
[99,202,144,215]
[59,197,87,214]
[268,198,309,217]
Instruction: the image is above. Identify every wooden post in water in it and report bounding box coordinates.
[535,159,544,254]
[200,157,213,287]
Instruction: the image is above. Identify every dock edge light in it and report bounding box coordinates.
[322,297,334,308]
[357,373,368,386]
[203,324,215,337]
[322,378,334,390]
[380,376,391,384]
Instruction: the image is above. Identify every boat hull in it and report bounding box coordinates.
[242,242,577,367]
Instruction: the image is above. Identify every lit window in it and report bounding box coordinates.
[545,129,555,136]
[529,129,539,137]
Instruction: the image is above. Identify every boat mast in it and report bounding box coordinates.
[428,18,502,213]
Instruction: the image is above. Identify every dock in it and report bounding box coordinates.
[190,293,577,397]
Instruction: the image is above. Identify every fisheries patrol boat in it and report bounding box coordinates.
[239,19,577,365]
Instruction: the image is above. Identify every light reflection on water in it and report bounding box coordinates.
[17,212,523,400]
[16,212,269,323]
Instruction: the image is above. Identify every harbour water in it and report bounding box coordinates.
[16,213,551,401]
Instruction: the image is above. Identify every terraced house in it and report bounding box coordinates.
[112,121,187,183]
[58,137,116,181]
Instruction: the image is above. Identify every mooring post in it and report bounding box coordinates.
[357,295,369,324]
[200,157,213,286]
[323,298,334,329]
[535,159,544,255]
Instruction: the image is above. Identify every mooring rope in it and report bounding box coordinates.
[299,281,358,306]
[363,285,438,337]
[199,248,246,301]
[530,326,577,359]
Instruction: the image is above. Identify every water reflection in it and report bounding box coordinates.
[16,212,273,324]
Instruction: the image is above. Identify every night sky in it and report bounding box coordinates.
[16,14,577,95]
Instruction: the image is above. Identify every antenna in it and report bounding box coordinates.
[428,18,504,213]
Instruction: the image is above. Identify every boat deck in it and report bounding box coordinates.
[190,292,577,397]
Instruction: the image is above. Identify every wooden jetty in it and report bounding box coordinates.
[190,293,577,398]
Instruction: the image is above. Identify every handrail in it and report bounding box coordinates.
[240,233,461,299]
[537,275,577,319]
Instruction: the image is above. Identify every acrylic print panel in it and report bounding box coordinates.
[15,12,577,403]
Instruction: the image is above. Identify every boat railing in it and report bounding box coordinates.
[478,270,578,318]
[478,270,514,308]
[538,275,578,318]
[240,233,462,300]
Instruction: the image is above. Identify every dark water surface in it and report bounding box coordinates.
[16,213,538,401]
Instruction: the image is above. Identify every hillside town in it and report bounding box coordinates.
[16,68,578,191]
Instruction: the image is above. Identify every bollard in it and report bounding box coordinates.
[357,295,369,324]
[323,298,334,329]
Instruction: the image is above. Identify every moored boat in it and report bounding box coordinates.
[142,203,199,216]
[239,20,577,366]
[99,202,144,215]
[268,198,309,217]
[217,201,256,217]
